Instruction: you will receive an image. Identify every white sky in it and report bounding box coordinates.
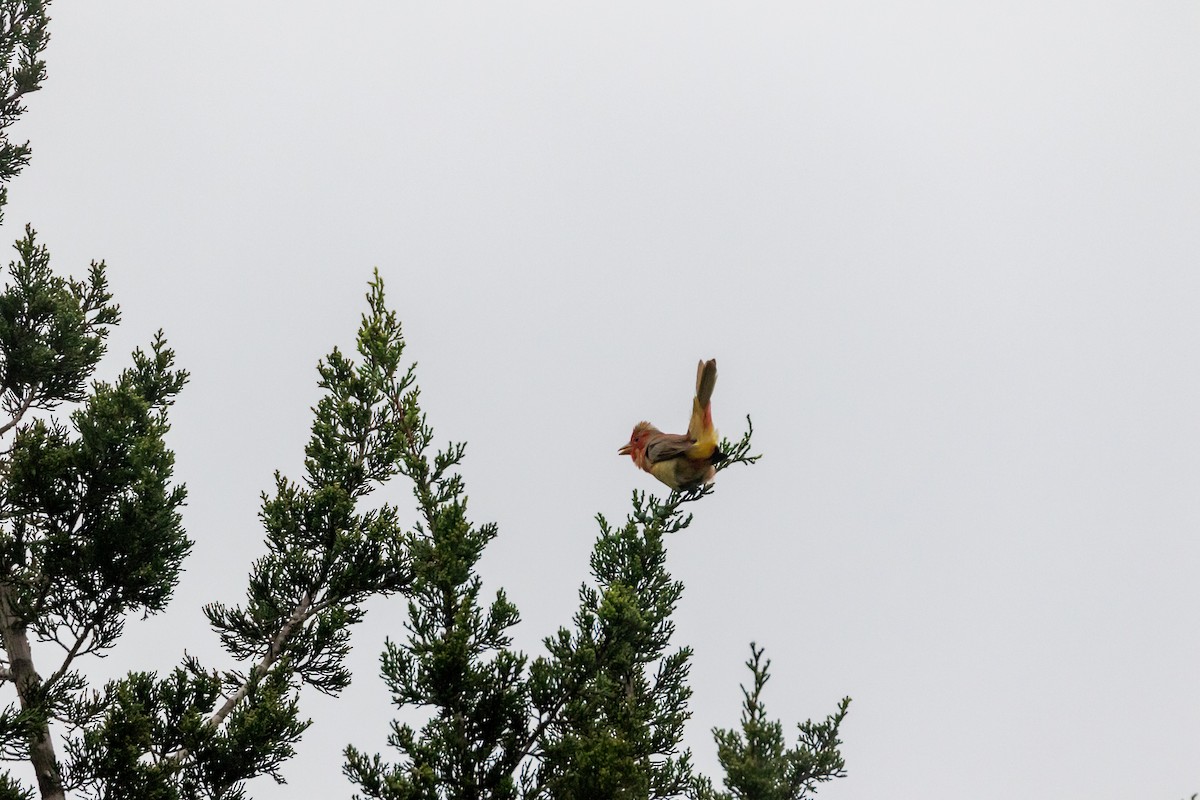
[3,2,1199,798]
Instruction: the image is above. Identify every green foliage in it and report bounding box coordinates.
[0,0,48,224]
[342,379,850,800]
[0,140,422,800]
[527,490,700,800]
[0,6,213,796]
[0,772,34,800]
[62,658,308,800]
[202,271,414,691]
[64,666,222,800]
[0,255,852,797]
[5,328,190,633]
[66,272,422,799]
[696,645,850,800]
[0,227,119,421]
[523,437,759,800]
[0,224,189,796]
[343,353,530,800]
[0,2,853,797]
[340,326,771,800]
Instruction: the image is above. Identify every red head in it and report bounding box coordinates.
[618,421,658,463]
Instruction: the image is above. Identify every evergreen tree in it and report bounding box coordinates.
[524,483,754,800]
[0,233,186,800]
[0,0,45,227]
[0,5,419,792]
[59,274,417,799]
[0,245,416,797]
[0,3,191,797]
[344,385,849,800]
[0,3,853,797]
[695,645,850,800]
[342,379,530,800]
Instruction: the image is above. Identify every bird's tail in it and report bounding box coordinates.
[687,359,719,458]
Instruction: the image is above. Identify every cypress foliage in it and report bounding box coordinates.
[344,385,848,800]
[0,4,853,797]
[343,380,530,800]
[526,489,717,800]
[61,274,417,799]
[695,645,850,800]
[0,8,196,796]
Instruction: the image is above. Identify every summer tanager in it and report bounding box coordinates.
[618,359,727,490]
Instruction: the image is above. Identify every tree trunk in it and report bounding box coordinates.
[0,583,64,800]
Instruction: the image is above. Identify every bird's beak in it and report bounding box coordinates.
[618,442,633,456]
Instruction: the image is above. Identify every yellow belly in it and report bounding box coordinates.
[649,457,715,491]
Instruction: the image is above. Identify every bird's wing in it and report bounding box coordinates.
[644,432,696,464]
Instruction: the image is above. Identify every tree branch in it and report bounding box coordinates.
[166,591,316,767]
[0,390,37,438]
[205,591,312,731]
[41,590,120,695]
[0,581,64,800]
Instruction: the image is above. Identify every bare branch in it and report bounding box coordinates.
[42,591,121,694]
[205,591,312,731]
[0,390,37,438]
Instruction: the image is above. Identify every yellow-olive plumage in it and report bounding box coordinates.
[619,359,726,490]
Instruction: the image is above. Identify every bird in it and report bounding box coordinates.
[618,359,727,490]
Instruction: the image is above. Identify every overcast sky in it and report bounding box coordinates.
[3,2,1199,798]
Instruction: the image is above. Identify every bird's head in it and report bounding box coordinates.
[618,421,658,459]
